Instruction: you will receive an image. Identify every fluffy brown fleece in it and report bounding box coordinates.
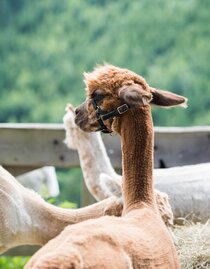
[84,64,150,95]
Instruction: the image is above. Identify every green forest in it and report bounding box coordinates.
[1,0,210,126]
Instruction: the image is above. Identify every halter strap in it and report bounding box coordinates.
[91,99,130,133]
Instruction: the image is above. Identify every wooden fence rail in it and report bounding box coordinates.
[1,123,210,206]
[0,124,210,175]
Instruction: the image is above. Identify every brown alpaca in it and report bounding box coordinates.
[63,105,174,227]
[25,64,187,269]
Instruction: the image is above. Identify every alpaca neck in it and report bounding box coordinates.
[119,106,155,212]
[19,191,117,246]
[11,192,72,247]
[77,132,117,177]
[76,132,118,200]
[23,199,75,246]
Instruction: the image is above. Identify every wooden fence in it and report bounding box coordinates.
[1,123,210,205]
[1,123,210,174]
[1,123,210,256]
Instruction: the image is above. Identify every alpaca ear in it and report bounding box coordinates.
[118,84,152,107]
[150,88,188,108]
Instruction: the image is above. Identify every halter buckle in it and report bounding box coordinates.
[117,104,129,114]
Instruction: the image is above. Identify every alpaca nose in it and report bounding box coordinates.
[75,107,80,115]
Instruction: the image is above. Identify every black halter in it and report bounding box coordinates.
[91,99,130,133]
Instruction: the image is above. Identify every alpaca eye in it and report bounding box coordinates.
[93,90,106,102]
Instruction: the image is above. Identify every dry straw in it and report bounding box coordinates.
[173,219,210,269]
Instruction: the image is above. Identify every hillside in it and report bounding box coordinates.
[0,0,209,126]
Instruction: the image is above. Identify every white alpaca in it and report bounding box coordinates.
[17,166,59,198]
[0,166,122,254]
[63,104,173,226]
[154,164,210,222]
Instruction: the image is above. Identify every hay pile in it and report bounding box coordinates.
[173,220,210,269]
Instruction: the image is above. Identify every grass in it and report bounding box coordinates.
[0,256,30,269]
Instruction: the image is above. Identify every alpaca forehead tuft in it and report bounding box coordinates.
[83,64,150,97]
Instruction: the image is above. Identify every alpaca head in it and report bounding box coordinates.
[63,104,94,150]
[75,64,187,133]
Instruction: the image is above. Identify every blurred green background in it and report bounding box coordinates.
[1,0,210,125]
[0,0,210,266]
